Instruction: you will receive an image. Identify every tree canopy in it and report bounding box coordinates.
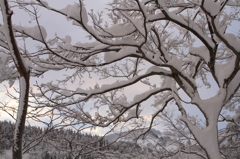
[0,0,240,158]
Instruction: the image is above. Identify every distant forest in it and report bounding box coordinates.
[0,121,148,159]
[1,121,239,159]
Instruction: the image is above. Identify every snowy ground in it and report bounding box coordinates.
[0,150,31,159]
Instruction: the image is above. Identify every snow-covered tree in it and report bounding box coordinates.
[0,1,31,158]
[1,0,240,158]
[218,91,240,158]
[0,0,67,158]
[32,0,240,158]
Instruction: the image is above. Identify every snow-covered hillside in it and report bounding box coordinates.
[106,128,158,141]
[105,128,171,148]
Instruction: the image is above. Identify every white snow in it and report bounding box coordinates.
[224,33,240,52]
[60,90,72,96]
[104,46,138,63]
[186,54,200,64]
[48,38,58,46]
[215,56,236,86]
[14,76,28,151]
[203,0,221,16]
[0,51,10,65]
[132,18,145,36]
[93,43,108,50]
[180,95,223,158]
[147,13,165,22]
[189,45,210,63]
[81,4,88,24]
[0,150,31,159]
[41,0,50,9]
[168,56,182,71]
[60,4,81,21]
[232,113,240,122]
[103,24,135,37]
[146,66,171,75]
[109,106,120,116]
[131,88,164,106]
[14,25,47,41]
[62,35,72,44]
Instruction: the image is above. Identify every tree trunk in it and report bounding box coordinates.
[202,124,221,159]
[12,75,30,159]
[0,0,30,158]
[183,94,224,159]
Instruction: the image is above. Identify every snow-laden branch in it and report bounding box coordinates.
[7,0,240,158]
[40,66,172,103]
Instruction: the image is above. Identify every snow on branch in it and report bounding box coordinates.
[40,66,172,103]
[10,0,240,158]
